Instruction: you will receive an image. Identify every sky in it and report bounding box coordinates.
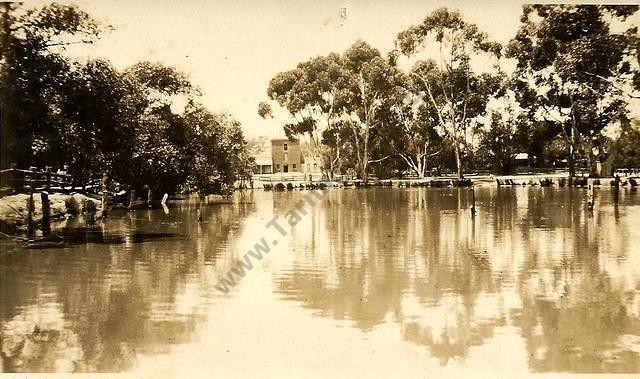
[24,0,640,139]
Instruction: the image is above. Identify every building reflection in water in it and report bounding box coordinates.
[272,187,640,373]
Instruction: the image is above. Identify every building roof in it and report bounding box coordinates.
[254,154,272,165]
[514,152,529,160]
[271,138,298,143]
[255,158,272,166]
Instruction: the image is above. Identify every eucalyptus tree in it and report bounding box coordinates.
[507,4,639,177]
[263,53,347,179]
[382,89,443,178]
[338,40,406,182]
[394,8,504,179]
[320,120,359,177]
[263,41,408,182]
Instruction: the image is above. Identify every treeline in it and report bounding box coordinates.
[0,3,253,195]
[260,5,640,180]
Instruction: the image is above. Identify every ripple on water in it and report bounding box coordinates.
[1,188,639,373]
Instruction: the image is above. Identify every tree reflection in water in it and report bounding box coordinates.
[1,188,638,373]
[272,187,640,373]
[0,193,256,372]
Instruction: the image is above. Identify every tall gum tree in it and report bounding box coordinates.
[507,4,639,177]
[394,8,504,179]
[338,40,406,183]
[263,53,346,179]
[381,85,443,178]
[263,41,405,182]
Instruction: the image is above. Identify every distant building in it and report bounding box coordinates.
[253,154,272,174]
[514,152,528,161]
[514,152,529,170]
[304,155,322,174]
[252,138,323,175]
[271,138,303,173]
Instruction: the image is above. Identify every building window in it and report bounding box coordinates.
[276,164,280,170]
[284,143,288,151]
[313,163,317,168]
[292,164,296,170]
[284,152,288,161]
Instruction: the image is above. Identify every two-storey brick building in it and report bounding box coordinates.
[271,138,303,173]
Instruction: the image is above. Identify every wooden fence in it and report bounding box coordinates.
[251,172,345,182]
[0,164,86,197]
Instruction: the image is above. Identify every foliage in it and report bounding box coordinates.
[476,111,519,174]
[264,53,348,178]
[506,4,639,176]
[338,40,406,182]
[609,122,640,169]
[257,101,273,119]
[1,3,251,196]
[395,8,505,178]
[183,105,250,195]
[1,2,102,169]
[380,89,443,177]
[264,40,410,181]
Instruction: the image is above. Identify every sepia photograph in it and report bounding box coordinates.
[1,0,639,377]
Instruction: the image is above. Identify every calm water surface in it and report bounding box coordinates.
[1,187,639,375]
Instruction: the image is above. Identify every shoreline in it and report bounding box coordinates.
[0,193,102,236]
[1,175,637,238]
[253,173,638,190]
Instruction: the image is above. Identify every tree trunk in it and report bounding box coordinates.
[568,95,578,181]
[419,152,427,178]
[455,143,463,179]
[568,146,575,178]
[41,192,51,237]
[334,133,342,178]
[101,173,108,217]
[568,129,576,180]
[361,159,369,184]
[27,182,35,240]
[362,131,369,184]
[355,122,370,184]
[586,137,596,176]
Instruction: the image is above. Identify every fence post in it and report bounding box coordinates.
[471,184,476,217]
[8,163,17,192]
[44,166,51,190]
[101,173,108,217]
[128,189,136,210]
[41,191,51,237]
[62,165,70,192]
[27,180,35,240]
